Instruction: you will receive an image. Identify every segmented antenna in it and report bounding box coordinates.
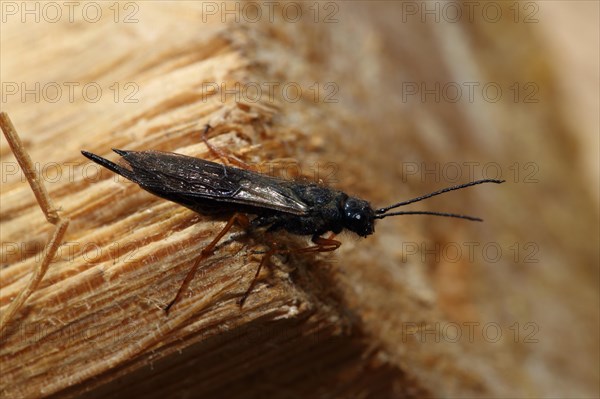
[374,179,504,221]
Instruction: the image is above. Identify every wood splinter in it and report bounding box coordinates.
[0,112,70,336]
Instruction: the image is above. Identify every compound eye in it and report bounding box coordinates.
[343,197,375,236]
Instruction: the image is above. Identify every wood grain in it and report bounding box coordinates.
[1,2,598,398]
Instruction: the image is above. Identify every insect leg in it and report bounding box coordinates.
[201,124,254,170]
[164,213,249,314]
[238,234,341,307]
[238,245,277,307]
[0,113,70,334]
[295,233,341,253]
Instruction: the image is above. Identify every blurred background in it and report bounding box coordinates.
[1,1,598,398]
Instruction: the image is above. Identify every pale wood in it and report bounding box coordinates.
[1,2,598,399]
[0,113,70,333]
[1,6,421,398]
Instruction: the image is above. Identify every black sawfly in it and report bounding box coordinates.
[82,142,503,312]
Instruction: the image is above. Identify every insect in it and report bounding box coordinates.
[81,145,503,312]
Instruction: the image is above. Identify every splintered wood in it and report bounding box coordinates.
[0,17,415,398]
[2,2,598,399]
[0,113,69,335]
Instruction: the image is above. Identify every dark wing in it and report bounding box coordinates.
[81,149,309,215]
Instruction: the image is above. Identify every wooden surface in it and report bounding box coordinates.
[1,2,598,398]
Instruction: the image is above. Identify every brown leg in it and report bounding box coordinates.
[164,213,249,314]
[237,245,276,307]
[201,124,254,170]
[238,233,341,307]
[295,233,341,253]
[0,113,70,334]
